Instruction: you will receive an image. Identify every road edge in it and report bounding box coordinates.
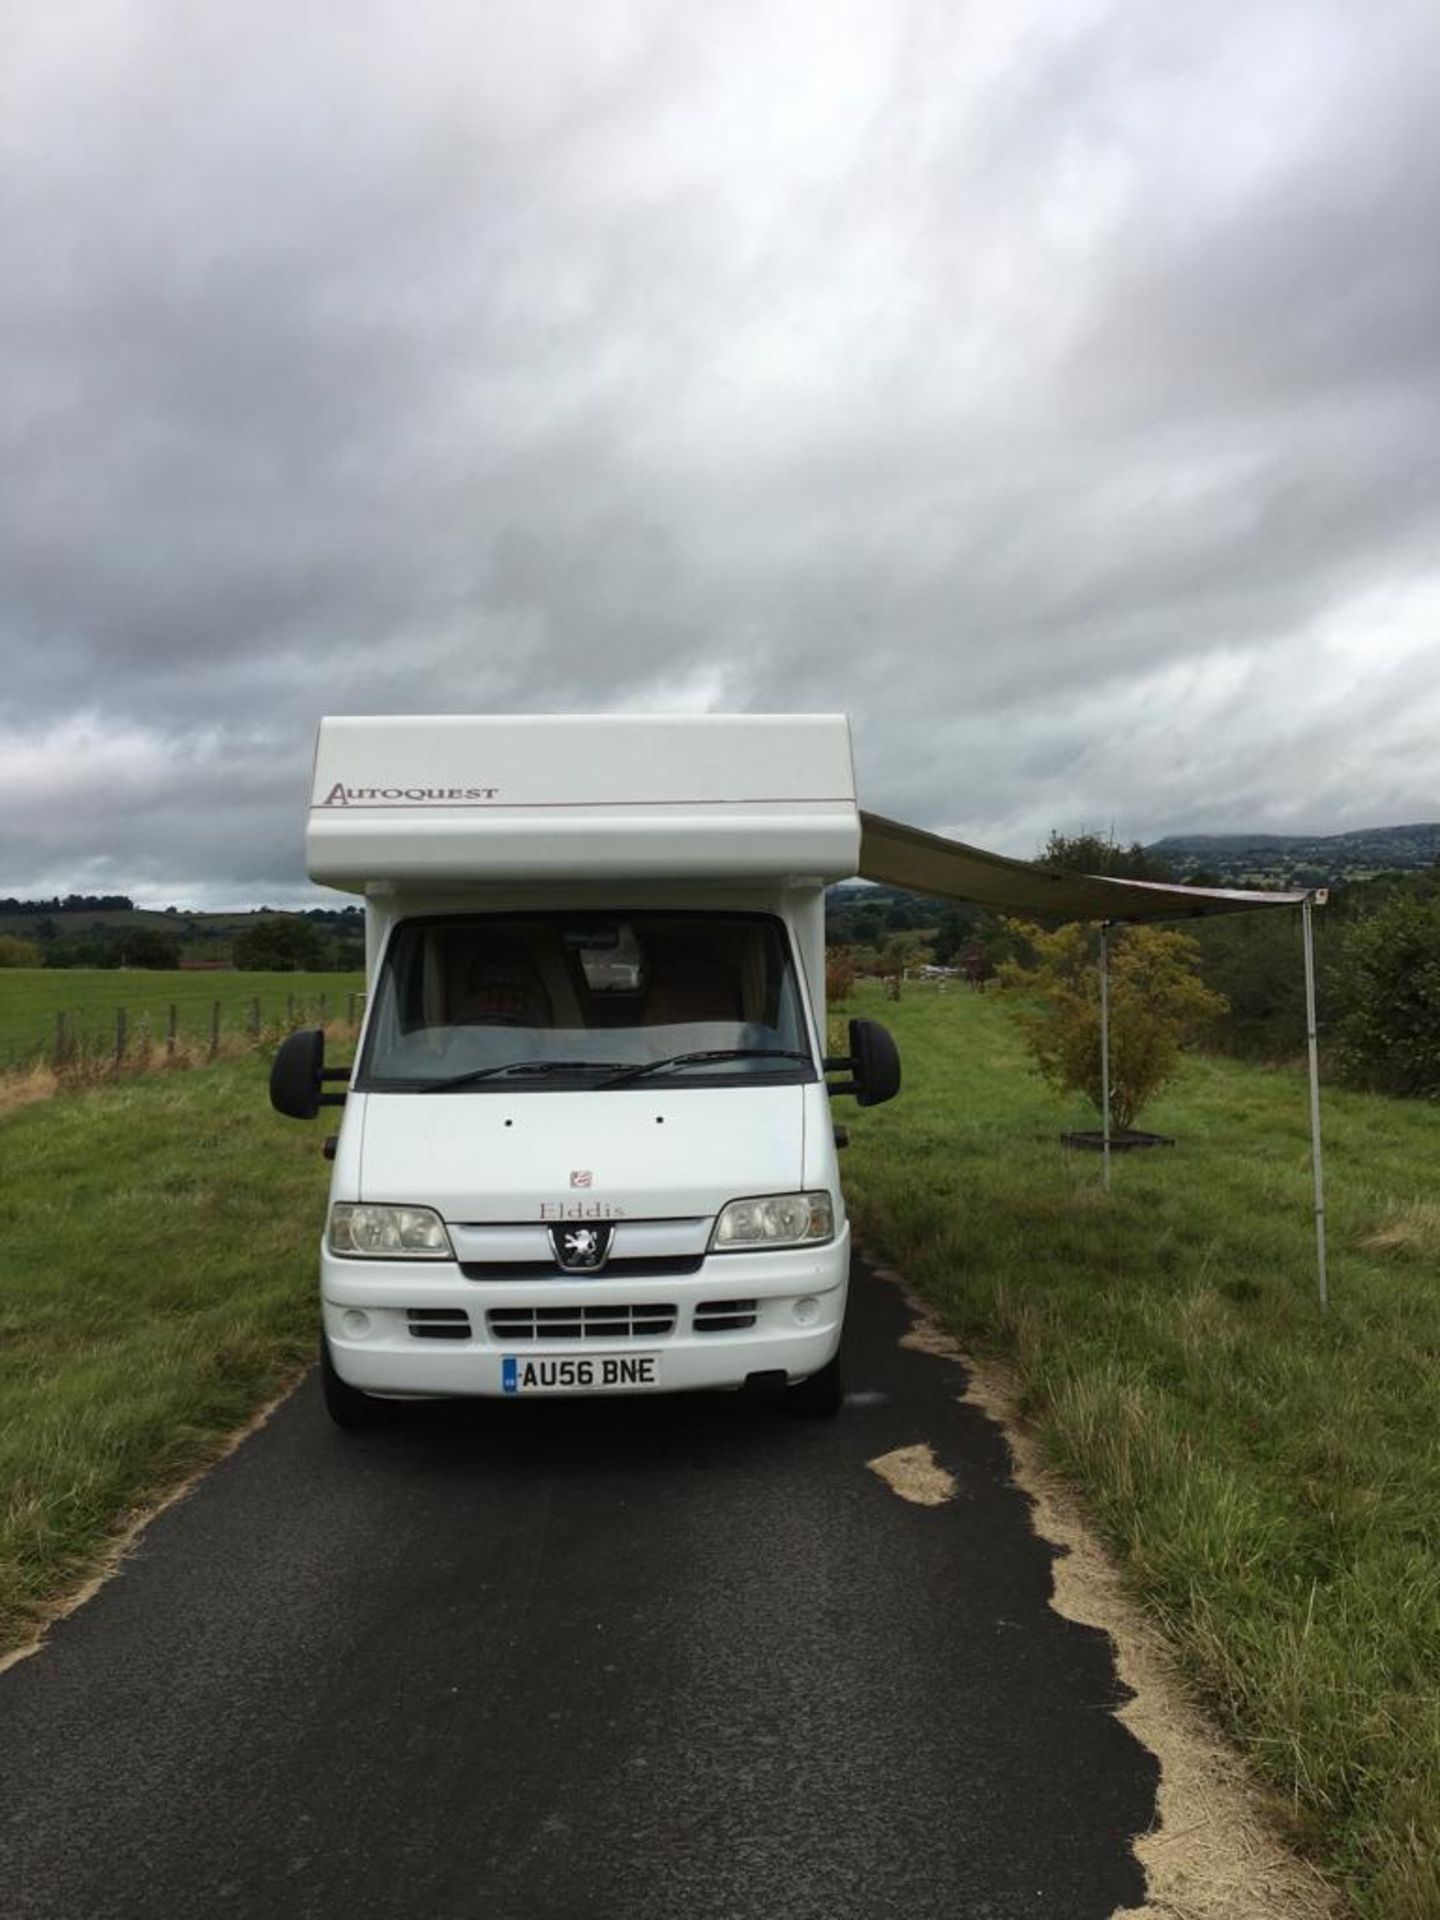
[0,1373,306,1677]
[865,1255,1342,1920]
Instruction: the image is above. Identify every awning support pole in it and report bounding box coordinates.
[1302,896,1328,1310]
[1099,921,1112,1194]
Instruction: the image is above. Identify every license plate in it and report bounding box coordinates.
[501,1354,661,1395]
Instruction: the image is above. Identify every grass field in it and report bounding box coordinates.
[0,968,365,1069]
[0,1056,330,1652]
[3,987,1437,1914]
[838,981,1440,1920]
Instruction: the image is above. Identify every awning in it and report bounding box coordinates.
[858,812,1314,922]
[858,808,1329,1309]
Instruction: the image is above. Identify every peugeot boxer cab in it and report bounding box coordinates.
[270,715,899,1427]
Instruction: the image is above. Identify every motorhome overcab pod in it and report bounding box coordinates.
[272,715,900,1427]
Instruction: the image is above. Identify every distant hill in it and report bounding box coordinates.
[0,899,362,969]
[1148,824,1440,887]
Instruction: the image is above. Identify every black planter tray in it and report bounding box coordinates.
[1061,1128,1176,1151]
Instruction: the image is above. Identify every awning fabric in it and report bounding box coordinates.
[858,812,1313,924]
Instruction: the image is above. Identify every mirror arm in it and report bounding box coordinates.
[824,1051,858,1095]
[320,1067,351,1081]
[317,1090,348,1107]
[825,1050,859,1096]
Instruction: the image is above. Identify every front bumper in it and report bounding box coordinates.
[321,1223,851,1398]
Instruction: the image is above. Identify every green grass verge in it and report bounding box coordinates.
[0,1057,330,1651]
[0,968,365,1068]
[837,982,1440,1920]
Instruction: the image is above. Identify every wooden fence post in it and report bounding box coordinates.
[210,1002,221,1059]
[249,997,261,1038]
[114,1007,128,1066]
[318,992,328,1024]
[167,1004,178,1060]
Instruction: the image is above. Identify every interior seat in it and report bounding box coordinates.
[451,941,553,1027]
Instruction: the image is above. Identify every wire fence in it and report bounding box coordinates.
[3,989,367,1080]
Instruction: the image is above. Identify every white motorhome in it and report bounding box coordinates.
[271,714,899,1427]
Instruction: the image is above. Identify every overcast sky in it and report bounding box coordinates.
[3,0,1438,906]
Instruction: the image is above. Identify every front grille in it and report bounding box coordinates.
[694,1299,758,1333]
[487,1304,677,1342]
[407,1308,471,1341]
[461,1256,703,1282]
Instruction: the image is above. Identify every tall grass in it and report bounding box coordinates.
[838,981,1440,1919]
[0,1059,329,1651]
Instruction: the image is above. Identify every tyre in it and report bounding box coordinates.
[786,1353,843,1418]
[320,1334,387,1430]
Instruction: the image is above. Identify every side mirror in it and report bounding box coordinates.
[825,1017,901,1108]
[270,1027,348,1119]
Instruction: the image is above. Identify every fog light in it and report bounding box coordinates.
[793,1296,820,1326]
[341,1309,371,1338]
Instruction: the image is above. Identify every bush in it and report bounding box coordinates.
[874,933,933,1001]
[1333,895,1440,1097]
[119,929,181,970]
[1188,910,1316,1060]
[233,918,331,971]
[0,935,41,968]
[999,921,1227,1131]
[960,943,995,989]
[826,952,856,1003]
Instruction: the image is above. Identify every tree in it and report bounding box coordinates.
[0,935,41,967]
[873,932,934,1000]
[999,921,1227,1131]
[850,906,887,947]
[233,917,331,971]
[119,929,181,970]
[932,906,975,967]
[45,936,122,968]
[1333,896,1440,1097]
[1040,831,1175,883]
[1187,909,1322,1061]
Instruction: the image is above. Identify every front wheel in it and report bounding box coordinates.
[786,1353,843,1418]
[320,1334,387,1430]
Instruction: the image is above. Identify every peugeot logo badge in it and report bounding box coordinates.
[549,1222,615,1272]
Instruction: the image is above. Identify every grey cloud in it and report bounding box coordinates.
[4,0,1439,902]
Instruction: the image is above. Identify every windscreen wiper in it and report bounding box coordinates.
[599,1049,814,1088]
[418,1060,625,1092]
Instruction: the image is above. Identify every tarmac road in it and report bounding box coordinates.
[1,1256,1157,1919]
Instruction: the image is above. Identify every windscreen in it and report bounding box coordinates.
[359,912,815,1091]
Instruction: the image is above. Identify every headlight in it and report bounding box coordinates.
[711,1192,834,1251]
[328,1203,454,1259]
